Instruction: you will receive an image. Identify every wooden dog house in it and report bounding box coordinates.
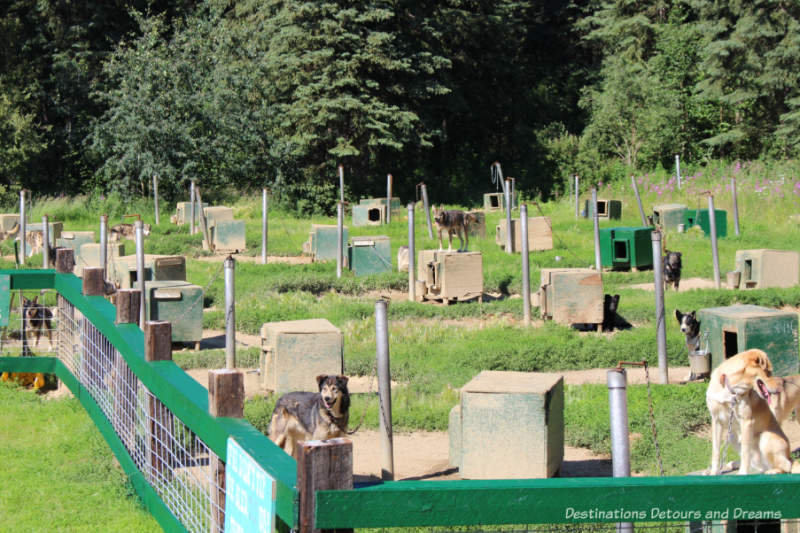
[495,217,553,253]
[583,199,622,220]
[538,268,604,328]
[303,224,349,263]
[733,249,800,289]
[416,250,483,304]
[348,236,391,276]
[652,203,687,230]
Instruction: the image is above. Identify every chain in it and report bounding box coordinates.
[643,362,665,477]
[346,358,377,435]
[721,396,738,473]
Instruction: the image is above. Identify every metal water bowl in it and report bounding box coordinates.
[689,349,711,375]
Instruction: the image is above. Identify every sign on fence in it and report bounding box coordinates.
[225,438,276,533]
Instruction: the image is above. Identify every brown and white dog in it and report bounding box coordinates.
[109,223,151,242]
[433,207,477,252]
[267,375,350,459]
[706,349,783,474]
[757,374,800,426]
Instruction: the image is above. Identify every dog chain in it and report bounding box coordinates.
[643,363,665,477]
[720,397,737,473]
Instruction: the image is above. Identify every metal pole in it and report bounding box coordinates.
[42,215,50,269]
[607,369,633,533]
[189,180,196,235]
[731,177,740,236]
[708,195,721,289]
[375,299,394,481]
[225,256,236,369]
[408,203,415,302]
[153,175,160,225]
[574,175,579,219]
[421,183,433,239]
[386,174,392,224]
[261,188,268,264]
[338,164,345,204]
[520,204,531,325]
[19,190,26,264]
[652,231,669,384]
[510,178,516,210]
[135,220,146,327]
[100,214,108,281]
[675,155,681,190]
[592,187,601,270]
[631,175,647,226]
[336,202,343,278]
[504,178,513,254]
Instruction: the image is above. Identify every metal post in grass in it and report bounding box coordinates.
[336,202,344,278]
[375,299,394,481]
[675,154,682,190]
[196,187,212,252]
[652,230,669,384]
[153,175,160,225]
[225,255,236,369]
[408,203,415,303]
[189,179,196,235]
[261,188,268,264]
[19,189,26,264]
[135,220,147,327]
[708,194,721,289]
[631,175,647,226]
[520,204,531,325]
[338,164,345,204]
[607,368,633,533]
[504,178,513,254]
[386,174,393,224]
[421,183,433,239]
[42,214,50,269]
[510,177,516,210]
[592,187,601,271]
[100,214,108,281]
[574,175,580,219]
[731,176,740,236]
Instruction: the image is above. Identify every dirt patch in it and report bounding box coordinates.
[628,277,726,292]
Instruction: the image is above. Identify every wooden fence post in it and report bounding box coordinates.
[208,369,245,532]
[80,267,106,385]
[297,439,354,533]
[55,248,74,274]
[114,289,141,453]
[144,321,174,486]
[82,267,105,296]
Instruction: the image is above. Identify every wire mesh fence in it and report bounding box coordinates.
[391,519,794,533]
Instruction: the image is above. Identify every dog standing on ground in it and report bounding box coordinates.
[663,250,682,290]
[23,294,54,351]
[433,207,476,252]
[109,222,151,242]
[706,349,777,475]
[675,309,704,381]
[268,375,350,459]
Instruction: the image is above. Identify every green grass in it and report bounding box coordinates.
[0,381,161,532]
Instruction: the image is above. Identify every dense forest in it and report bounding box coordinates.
[1,0,799,212]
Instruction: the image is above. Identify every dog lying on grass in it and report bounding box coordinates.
[268,375,350,459]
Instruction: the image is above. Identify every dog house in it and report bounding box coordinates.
[583,199,622,220]
[599,227,653,271]
[449,370,564,479]
[303,224,349,263]
[203,219,246,253]
[0,214,19,234]
[351,197,403,226]
[347,235,391,276]
[139,280,203,347]
[173,201,208,225]
[416,250,483,304]
[483,192,506,212]
[57,231,95,252]
[75,243,125,277]
[495,217,554,253]
[538,268,604,328]
[202,206,234,227]
[698,304,799,377]
[652,204,688,230]
[110,254,186,289]
[259,318,343,394]
[24,221,63,249]
[684,208,727,238]
[733,249,800,289]
[466,210,486,238]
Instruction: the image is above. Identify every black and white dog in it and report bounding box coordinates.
[663,250,682,290]
[675,309,704,381]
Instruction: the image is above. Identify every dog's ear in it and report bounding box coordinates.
[675,309,683,322]
[690,311,696,319]
[32,296,38,304]
[337,374,349,387]
[719,372,727,387]
[316,375,328,388]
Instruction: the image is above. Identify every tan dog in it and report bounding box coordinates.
[109,222,151,242]
[706,349,773,474]
[24,230,45,257]
[757,374,800,425]
[0,223,19,242]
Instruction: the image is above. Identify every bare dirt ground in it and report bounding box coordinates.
[628,276,726,292]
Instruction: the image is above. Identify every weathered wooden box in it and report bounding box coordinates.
[348,235,391,276]
[303,224,349,263]
[684,208,727,237]
[76,243,125,277]
[259,318,343,394]
[203,206,235,228]
[0,214,19,234]
[25,221,63,248]
[652,203,687,230]
[203,219,246,253]
[417,250,483,304]
[449,370,564,479]
[351,197,404,226]
[139,280,203,345]
[599,227,653,270]
[698,304,799,377]
[174,201,208,225]
[111,254,186,288]
[483,192,505,212]
[539,268,604,326]
[734,249,800,289]
[466,210,486,238]
[584,199,622,220]
[495,217,554,252]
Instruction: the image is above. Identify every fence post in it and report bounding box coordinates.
[420,183,433,239]
[652,231,669,384]
[520,204,531,325]
[153,175,160,225]
[83,267,106,297]
[336,202,344,279]
[262,188,268,264]
[731,176,740,236]
[592,187,601,271]
[195,187,212,252]
[338,164,345,204]
[297,439,353,533]
[574,175,579,219]
[386,174,393,224]
[114,288,141,453]
[631,175,647,226]
[607,368,633,533]
[55,248,74,274]
[375,299,394,481]
[208,369,245,533]
[135,220,147,327]
[19,190,26,264]
[143,322,174,500]
[408,203,415,302]
[100,214,108,281]
[504,178,513,254]
[224,256,236,369]
[190,180,196,235]
[708,194,721,289]
[675,154,682,190]
[42,214,50,269]
[510,177,516,210]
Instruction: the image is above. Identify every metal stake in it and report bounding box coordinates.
[42,215,50,269]
[338,164,345,204]
[421,183,433,239]
[631,175,647,226]
[675,154,682,190]
[731,177,740,236]
[135,220,146,328]
[504,178,513,254]
[408,203,415,302]
[336,202,344,278]
[19,190,26,264]
[100,214,108,281]
[375,299,394,481]
[153,175,160,225]
[190,180,196,235]
[386,174,393,224]
[261,188,268,264]
[574,175,580,219]
[708,195,721,289]
[652,231,668,384]
[510,178,516,210]
[607,369,633,533]
[521,204,531,325]
[225,256,236,369]
[592,187,601,270]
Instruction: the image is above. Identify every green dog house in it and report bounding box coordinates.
[348,235,391,276]
[652,203,687,230]
[599,227,653,270]
[684,208,727,238]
